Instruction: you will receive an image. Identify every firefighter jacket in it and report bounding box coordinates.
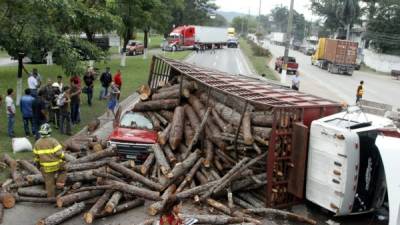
[33,137,64,173]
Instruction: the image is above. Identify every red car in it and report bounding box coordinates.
[274,56,299,74]
[126,40,145,56]
[108,111,157,163]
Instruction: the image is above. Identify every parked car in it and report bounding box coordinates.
[108,111,157,163]
[227,38,239,48]
[126,40,145,56]
[274,56,299,74]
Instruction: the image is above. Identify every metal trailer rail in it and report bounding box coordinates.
[147,55,342,208]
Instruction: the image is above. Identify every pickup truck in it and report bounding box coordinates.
[126,40,145,56]
[274,56,298,74]
[108,111,157,164]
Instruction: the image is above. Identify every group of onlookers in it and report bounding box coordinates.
[1,66,123,139]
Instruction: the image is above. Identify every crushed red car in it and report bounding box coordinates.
[274,56,299,74]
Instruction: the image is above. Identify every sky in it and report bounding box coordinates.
[214,0,316,20]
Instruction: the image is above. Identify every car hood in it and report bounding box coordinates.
[109,127,157,144]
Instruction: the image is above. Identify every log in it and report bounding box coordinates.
[251,112,273,126]
[242,208,317,225]
[0,191,16,208]
[187,107,211,151]
[18,186,47,198]
[84,190,114,224]
[214,157,224,172]
[70,185,113,193]
[99,180,161,201]
[166,149,200,181]
[163,145,177,165]
[183,122,194,146]
[37,202,87,225]
[152,89,181,100]
[152,143,171,176]
[179,144,191,160]
[158,124,171,145]
[64,153,77,162]
[141,153,155,176]
[207,198,231,215]
[230,174,267,192]
[2,154,23,184]
[133,99,179,112]
[195,171,208,185]
[159,110,174,122]
[176,157,204,193]
[252,127,272,139]
[65,159,112,172]
[203,139,214,168]
[71,182,82,190]
[242,112,254,145]
[252,143,262,154]
[15,195,56,203]
[137,84,151,101]
[233,196,255,209]
[93,169,124,183]
[18,160,41,175]
[137,219,155,225]
[158,80,197,94]
[0,203,3,224]
[153,112,168,125]
[87,118,100,133]
[237,193,264,208]
[211,109,227,131]
[56,190,104,208]
[105,191,122,213]
[71,149,117,164]
[184,105,200,128]
[148,184,176,215]
[146,112,161,131]
[176,180,219,199]
[92,199,145,219]
[108,162,163,191]
[181,214,246,225]
[169,106,185,150]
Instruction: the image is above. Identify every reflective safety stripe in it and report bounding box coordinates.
[60,152,65,159]
[33,145,62,155]
[40,159,63,167]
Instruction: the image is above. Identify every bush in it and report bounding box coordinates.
[247,39,271,57]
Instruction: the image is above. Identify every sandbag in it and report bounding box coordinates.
[12,137,33,153]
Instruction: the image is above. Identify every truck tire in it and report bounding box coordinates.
[133,50,136,56]
[279,68,282,73]
[172,45,177,52]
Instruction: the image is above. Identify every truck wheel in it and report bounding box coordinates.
[133,50,136,56]
[172,45,177,52]
[279,68,282,73]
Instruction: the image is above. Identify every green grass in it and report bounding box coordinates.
[0,50,190,178]
[0,49,9,58]
[136,33,164,49]
[239,38,276,80]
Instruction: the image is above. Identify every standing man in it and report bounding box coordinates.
[113,69,122,100]
[107,82,120,118]
[356,81,364,103]
[70,74,81,88]
[5,88,16,137]
[33,123,66,197]
[58,86,72,135]
[55,76,63,93]
[32,90,48,140]
[99,67,112,100]
[20,89,35,137]
[28,71,39,97]
[291,72,300,91]
[70,80,81,124]
[83,68,95,106]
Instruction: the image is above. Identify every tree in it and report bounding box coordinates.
[268,6,307,41]
[205,14,228,27]
[169,0,218,30]
[231,16,257,35]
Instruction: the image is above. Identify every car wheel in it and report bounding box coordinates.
[279,68,282,73]
[133,50,136,56]
[172,45,177,51]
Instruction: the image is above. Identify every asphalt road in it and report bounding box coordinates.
[262,40,400,109]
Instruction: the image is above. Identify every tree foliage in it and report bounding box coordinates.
[269,6,307,41]
[231,16,257,35]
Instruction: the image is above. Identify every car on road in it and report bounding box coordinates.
[108,111,157,164]
[126,40,145,56]
[227,38,239,48]
[274,56,298,74]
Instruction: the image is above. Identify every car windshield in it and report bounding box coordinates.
[288,57,296,63]
[119,112,153,130]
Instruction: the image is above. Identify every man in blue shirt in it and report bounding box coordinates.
[20,89,35,136]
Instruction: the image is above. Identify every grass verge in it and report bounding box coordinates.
[239,38,276,80]
[0,49,9,58]
[0,50,190,180]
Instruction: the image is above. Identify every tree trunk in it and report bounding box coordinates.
[137,84,151,101]
[133,99,180,112]
[65,159,112,172]
[211,109,227,131]
[108,162,163,191]
[84,190,114,224]
[15,195,56,203]
[16,54,24,106]
[141,153,155,176]
[87,118,100,133]
[148,184,176,216]
[233,196,255,209]
[183,122,194,146]
[169,106,185,150]
[204,139,214,167]
[237,192,264,208]
[165,149,201,181]
[153,112,168,125]
[163,145,177,165]
[242,112,254,145]
[104,191,122,213]
[176,157,204,193]
[71,149,116,164]
[37,202,87,225]
[18,186,47,198]
[159,110,174,122]
[3,153,23,184]
[56,190,104,208]
[99,180,161,201]
[187,107,211,151]
[207,198,231,215]
[146,112,161,130]
[242,208,317,225]
[181,214,247,225]
[0,203,3,224]
[0,191,16,208]
[93,169,124,183]
[158,124,171,145]
[152,143,171,176]
[184,105,200,128]
[18,160,41,175]
[93,199,145,219]
[176,180,219,199]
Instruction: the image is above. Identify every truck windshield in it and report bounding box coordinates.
[120,112,153,130]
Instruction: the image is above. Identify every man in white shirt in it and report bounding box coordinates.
[291,72,300,91]
[6,88,16,137]
[28,68,41,97]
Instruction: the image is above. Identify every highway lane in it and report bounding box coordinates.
[263,40,400,109]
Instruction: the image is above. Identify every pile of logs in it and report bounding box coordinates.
[0,78,316,225]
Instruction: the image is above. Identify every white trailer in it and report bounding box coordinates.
[194,26,229,45]
[271,32,285,45]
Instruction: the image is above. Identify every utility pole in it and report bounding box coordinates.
[281,0,294,84]
[257,0,261,33]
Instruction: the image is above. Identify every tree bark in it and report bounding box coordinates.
[159,110,174,122]
[176,180,219,199]
[15,195,56,203]
[37,202,87,225]
[158,81,197,94]
[18,160,41,175]
[65,159,112,172]
[184,105,200,128]
[169,106,185,150]
[18,186,47,198]
[242,208,317,225]
[157,124,171,145]
[195,171,208,185]
[183,122,194,146]
[187,107,211,151]
[242,112,254,145]
[0,191,16,208]
[211,109,227,131]
[176,157,204,193]
[152,89,181,100]
[108,162,163,191]
[84,190,114,224]
[94,199,145,219]
[181,214,247,225]
[153,112,168,125]
[87,118,101,133]
[141,153,155,176]
[137,84,151,101]
[251,112,273,127]
[237,192,264,208]
[152,143,171,176]
[93,169,124,183]
[207,198,232,215]
[233,196,255,209]
[104,191,122,213]
[0,203,3,224]
[3,153,23,184]
[133,99,179,112]
[165,149,201,182]
[148,184,176,216]
[146,112,161,131]
[99,180,161,201]
[71,149,116,164]
[163,145,177,165]
[204,139,214,168]
[252,127,272,139]
[56,190,104,208]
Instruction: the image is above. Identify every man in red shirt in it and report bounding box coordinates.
[70,74,81,87]
[113,69,122,100]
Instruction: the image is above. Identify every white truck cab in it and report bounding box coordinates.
[306,106,400,225]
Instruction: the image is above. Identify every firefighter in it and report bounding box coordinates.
[33,123,66,197]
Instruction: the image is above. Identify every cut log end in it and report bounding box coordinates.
[84,213,94,224]
[0,192,16,209]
